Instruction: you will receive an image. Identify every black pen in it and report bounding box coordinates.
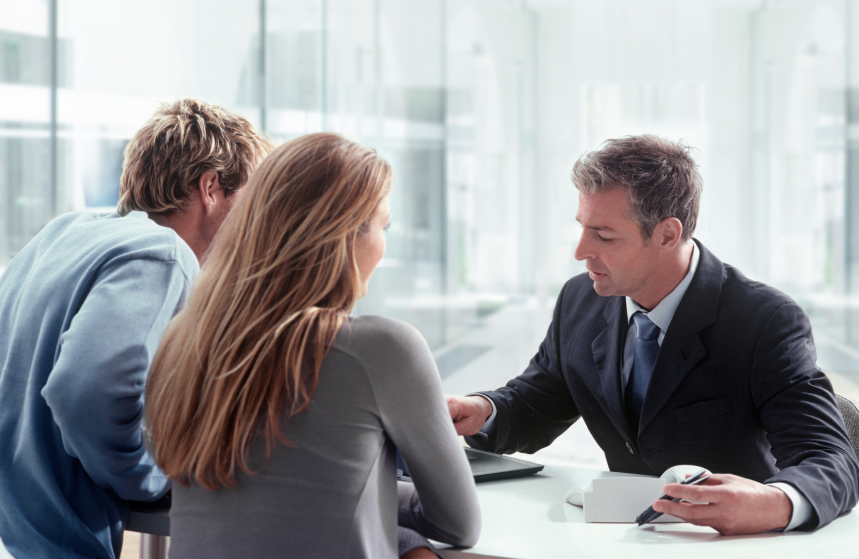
[635,468,711,526]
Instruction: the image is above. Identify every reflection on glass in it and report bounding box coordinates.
[3,0,859,373]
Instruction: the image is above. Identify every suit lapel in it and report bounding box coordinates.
[588,297,634,440]
[638,240,723,434]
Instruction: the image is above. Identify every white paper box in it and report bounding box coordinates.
[583,477,684,523]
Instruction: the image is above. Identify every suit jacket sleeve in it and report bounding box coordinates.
[753,301,859,530]
[466,283,581,454]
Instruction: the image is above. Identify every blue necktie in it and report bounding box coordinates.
[626,312,660,434]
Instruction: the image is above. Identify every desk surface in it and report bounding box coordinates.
[440,465,858,559]
[127,465,859,559]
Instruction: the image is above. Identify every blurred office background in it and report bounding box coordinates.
[3,0,859,471]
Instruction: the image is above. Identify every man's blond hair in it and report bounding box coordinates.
[118,99,272,215]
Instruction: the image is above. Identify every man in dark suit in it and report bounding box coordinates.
[448,135,859,535]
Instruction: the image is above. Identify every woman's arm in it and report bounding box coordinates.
[358,316,481,548]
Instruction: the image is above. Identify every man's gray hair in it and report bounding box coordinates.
[571,135,702,241]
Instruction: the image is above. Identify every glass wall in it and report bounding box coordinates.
[4,0,859,379]
[0,0,537,350]
[525,0,859,387]
[747,0,857,376]
[0,1,56,260]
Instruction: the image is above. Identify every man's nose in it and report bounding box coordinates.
[573,233,590,261]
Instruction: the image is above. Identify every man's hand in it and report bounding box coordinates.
[447,395,492,436]
[652,473,793,535]
[401,546,438,559]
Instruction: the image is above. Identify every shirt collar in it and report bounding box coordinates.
[625,242,700,334]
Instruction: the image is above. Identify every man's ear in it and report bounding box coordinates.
[197,171,220,214]
[656,217,683,251]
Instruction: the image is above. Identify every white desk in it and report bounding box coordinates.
[440,465,859,559]
[126,465,858,559]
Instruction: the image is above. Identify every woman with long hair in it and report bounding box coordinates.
[144,133,480,558]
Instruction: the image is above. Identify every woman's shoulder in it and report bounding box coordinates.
[340,314,423,344]
[335,315,433,371]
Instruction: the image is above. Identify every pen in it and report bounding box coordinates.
[635,468,711,526]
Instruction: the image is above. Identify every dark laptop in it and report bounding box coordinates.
[397,448,543,483]
[463,447,544,482]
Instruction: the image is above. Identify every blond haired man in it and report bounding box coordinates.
[0,99,270,559]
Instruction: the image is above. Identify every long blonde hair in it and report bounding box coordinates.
[145,133,392,490]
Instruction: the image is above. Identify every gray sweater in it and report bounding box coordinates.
[168,315,481,558]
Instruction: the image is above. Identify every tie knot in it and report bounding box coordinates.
[633,313,660,341]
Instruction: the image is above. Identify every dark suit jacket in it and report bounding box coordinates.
[469,240,859,530]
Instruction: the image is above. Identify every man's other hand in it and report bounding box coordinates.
[401,546,439,559]
[447,396,492,437]
[652,473,792,535]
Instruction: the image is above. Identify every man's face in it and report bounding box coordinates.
[573,188,662,306]
[199,184,246,256]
